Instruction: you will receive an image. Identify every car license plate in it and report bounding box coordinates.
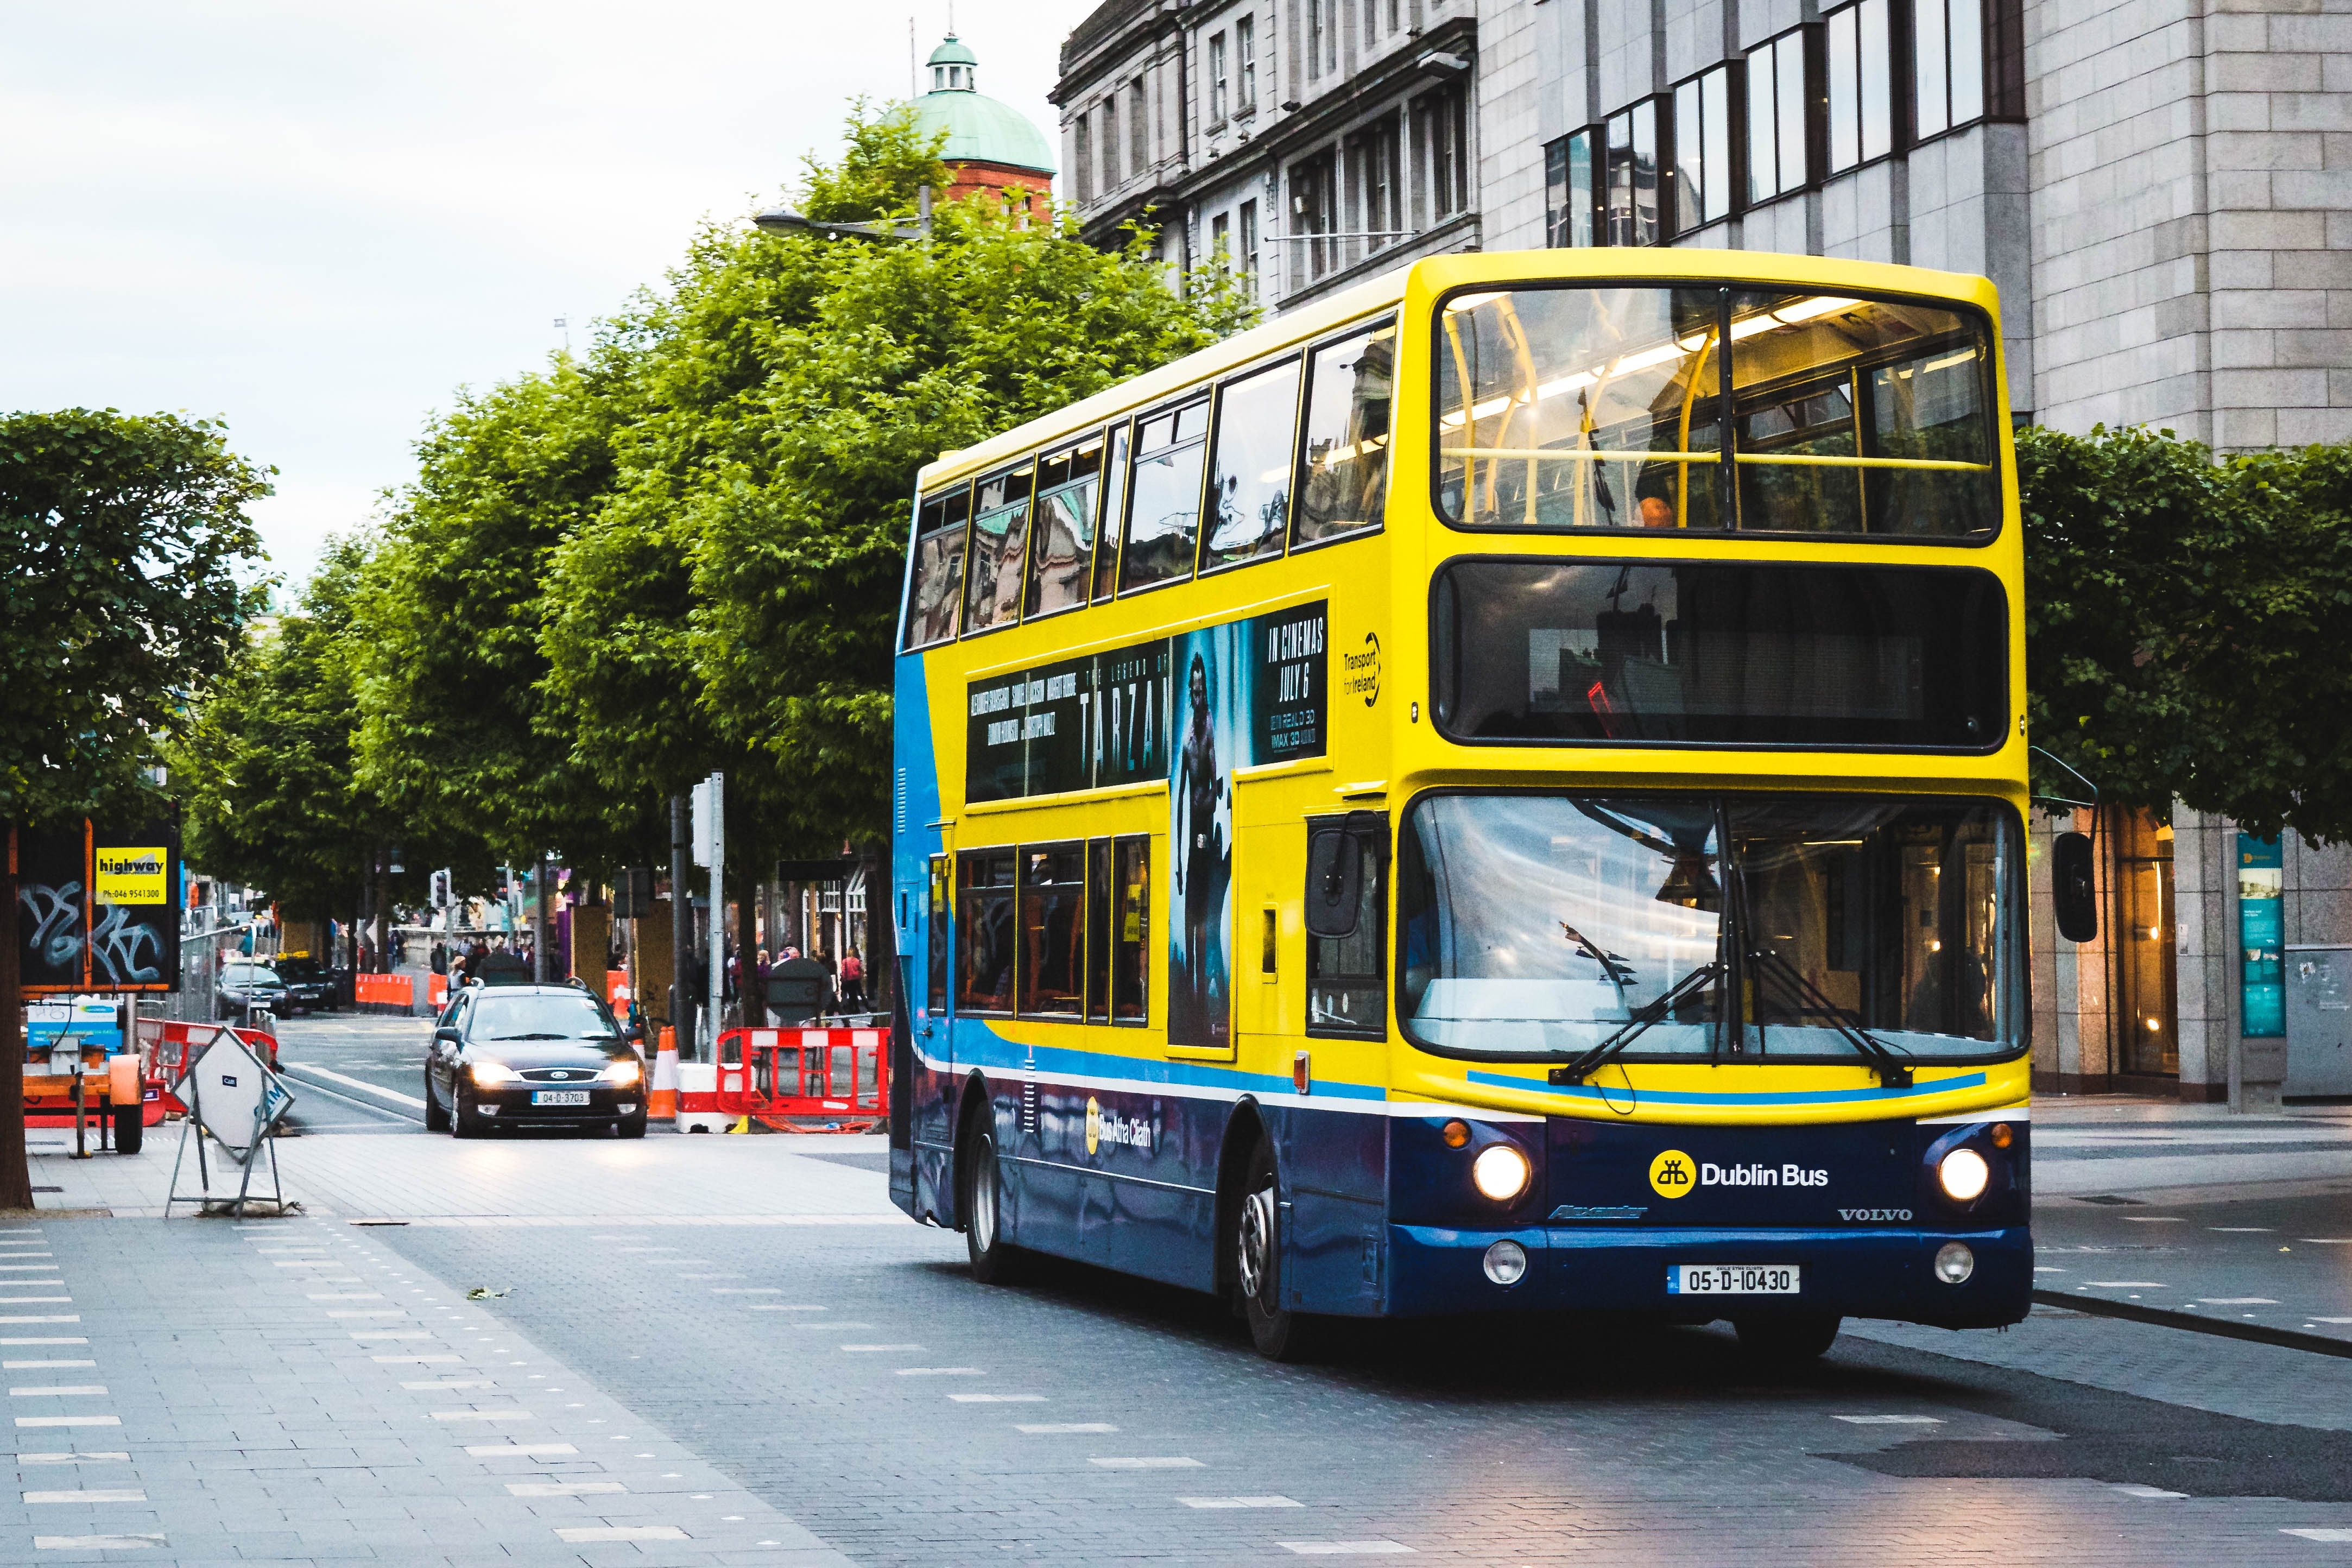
[1668,1264,1799,1295]
[531,1090,591,1107]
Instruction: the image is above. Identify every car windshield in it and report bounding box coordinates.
[229,966,284,987]
[1397,793,2016,1063]
[469,992,619,1041]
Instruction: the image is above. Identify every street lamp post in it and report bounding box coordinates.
[753,185,932,243]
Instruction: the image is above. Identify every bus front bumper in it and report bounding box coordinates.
[1386,1222,2031,1329]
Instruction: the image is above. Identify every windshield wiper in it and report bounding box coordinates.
[1743,945,1914,1088]
[488,1032,566,1041]
[1549,960,1722,1086]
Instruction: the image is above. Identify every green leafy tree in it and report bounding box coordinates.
[347,361,659,876]
[2021,423,2352,843]
[175,536,491,936]
[0,408,268,1208]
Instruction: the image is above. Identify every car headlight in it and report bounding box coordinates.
[1938,1146,1991,1203]
[469,1060,519,1088]
[599,1059,643,1086]
[1471,1142,1533,1204]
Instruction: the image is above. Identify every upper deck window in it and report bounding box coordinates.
[1434,285,1997,541]
[1431,559,2005,750]
[1027,433,1104,619]
[1294,319,1395,547]
[903,483,971,650]
[963,463,1035,636]
[1202,357,1301,573]
[1120,396,1211,593]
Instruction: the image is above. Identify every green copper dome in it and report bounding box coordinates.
[913,34,1057,176]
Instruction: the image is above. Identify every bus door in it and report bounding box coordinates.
[909,852,957,1224]
[1292,811,1392,1313]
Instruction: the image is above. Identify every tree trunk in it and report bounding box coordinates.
[0,829,34,1211]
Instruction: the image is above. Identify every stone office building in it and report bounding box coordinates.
[1053,0,2352,1107]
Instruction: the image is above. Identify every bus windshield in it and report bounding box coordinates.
[1434,285,1996,538]
[1398,793,2014,1064]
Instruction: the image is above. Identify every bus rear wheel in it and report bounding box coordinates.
[963,1126,1023,1285]
[1735,1313,1842,1364]
[1236,1135,1320,1362]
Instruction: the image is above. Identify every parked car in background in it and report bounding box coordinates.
[269,954,335,1014]
[217,960,289,1022]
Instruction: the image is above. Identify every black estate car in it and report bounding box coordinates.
[424,982,646,1138]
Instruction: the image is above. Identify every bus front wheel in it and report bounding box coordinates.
[1236,1135,1319,1362]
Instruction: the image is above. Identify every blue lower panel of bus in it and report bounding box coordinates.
[1386,1222,2031,1328]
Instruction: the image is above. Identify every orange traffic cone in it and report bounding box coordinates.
[648,1029,679,1121]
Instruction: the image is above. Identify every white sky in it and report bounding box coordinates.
[2,0,1094,592]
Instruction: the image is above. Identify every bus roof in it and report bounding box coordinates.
[915,247,2000,494]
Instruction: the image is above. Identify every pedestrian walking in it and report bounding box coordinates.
[839,948,865,1014]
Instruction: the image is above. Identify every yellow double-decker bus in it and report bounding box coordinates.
[884,248,2029,1363]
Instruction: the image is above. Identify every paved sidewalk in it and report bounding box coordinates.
[0,1211,852,1564]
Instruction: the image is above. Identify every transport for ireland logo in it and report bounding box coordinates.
[1648,1149,1697,1198]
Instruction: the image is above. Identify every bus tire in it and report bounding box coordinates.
[112,1105,143,1156]
[1735,1313,1842,1363]
[1236,1134,1320,1362]
[963,1125,1023,1285]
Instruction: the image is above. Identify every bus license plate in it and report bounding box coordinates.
[1668,1264,1798,1295]
[532,1090,591,1107]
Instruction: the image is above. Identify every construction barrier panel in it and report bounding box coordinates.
[713,1027,888,1132]
[132,1016,279,1118]
[676,1061,725,1134]
[353,972,415,1014]
[428,973,449,1009]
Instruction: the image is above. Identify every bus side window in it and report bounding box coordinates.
[1085,838,1112,1022]
[963,463,1036,636]
[1027,434,1104,621]
[1092,420,1130,603]
[957,849,1017,1013]
[1201,356,1301,572]
[1293,318,1395,547]
[926,855,951,1016]
[1112,835,1150,1021]
[904,483,972,649]
[1119,397,1211,593]
[1306,817,1388,1037]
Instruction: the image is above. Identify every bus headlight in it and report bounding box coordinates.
[1483,1240,1528,1286]
[1471,1143,1533,1203]
[1937,1147,1991,1203]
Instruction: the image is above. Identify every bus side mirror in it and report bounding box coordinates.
[1305,829,1362,939]
[2054,831,2098,943]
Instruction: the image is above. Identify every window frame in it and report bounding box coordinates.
[901,479,974,652]
[959,457,1039,640]
[1911,0,1989,146]
[1023,429,1108,623]
[1824,0,1897,175]
[1305,812,1390,1040]
[1744,26,1820,208]
[1197,350,1307,580]
[954,847,1019,1016]
[1670,62,1742,236]
[1602,97,1665,246]
[1424,554,2011,755]
[1543,127,1598,249]
[1289,313,1398,555]
[1116,392,1215,598]
[1391,785,2027,1070]
[1425,280,2005,548]
[1236,14,1257,111]
[1015,839,1088,1020]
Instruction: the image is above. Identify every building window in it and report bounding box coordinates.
[1913,0,1983,141]
[1100,99,1120,192]
[1211,210,1231,264]
[1986,0,2025,119]
[1672,64,1735,232]
[1544,129,1595,247]
[1292,149,1339,277]
[1350,114,1403,251]
[1747,29,1810,204]
[1604,99,1660,245]
[1074,114,1095,205]
[1210,31,1229,123]
[1130,78,1150,179]
[1417,84,1469,222]
[1237,15,1257,108]
[1310,0,1330,77]
[1239,198,1260,297]
[1825,0,1894,172]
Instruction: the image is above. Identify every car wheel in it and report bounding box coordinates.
[421,1071,450,1132]
[451,1086,483,1139]
[963,1124,1023,1285]
[1235,1133,1321,1362]
[111,1104,144,1156]
[1734,1314,1843,1364]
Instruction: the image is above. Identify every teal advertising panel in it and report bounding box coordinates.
[2239,833,2284,1038]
